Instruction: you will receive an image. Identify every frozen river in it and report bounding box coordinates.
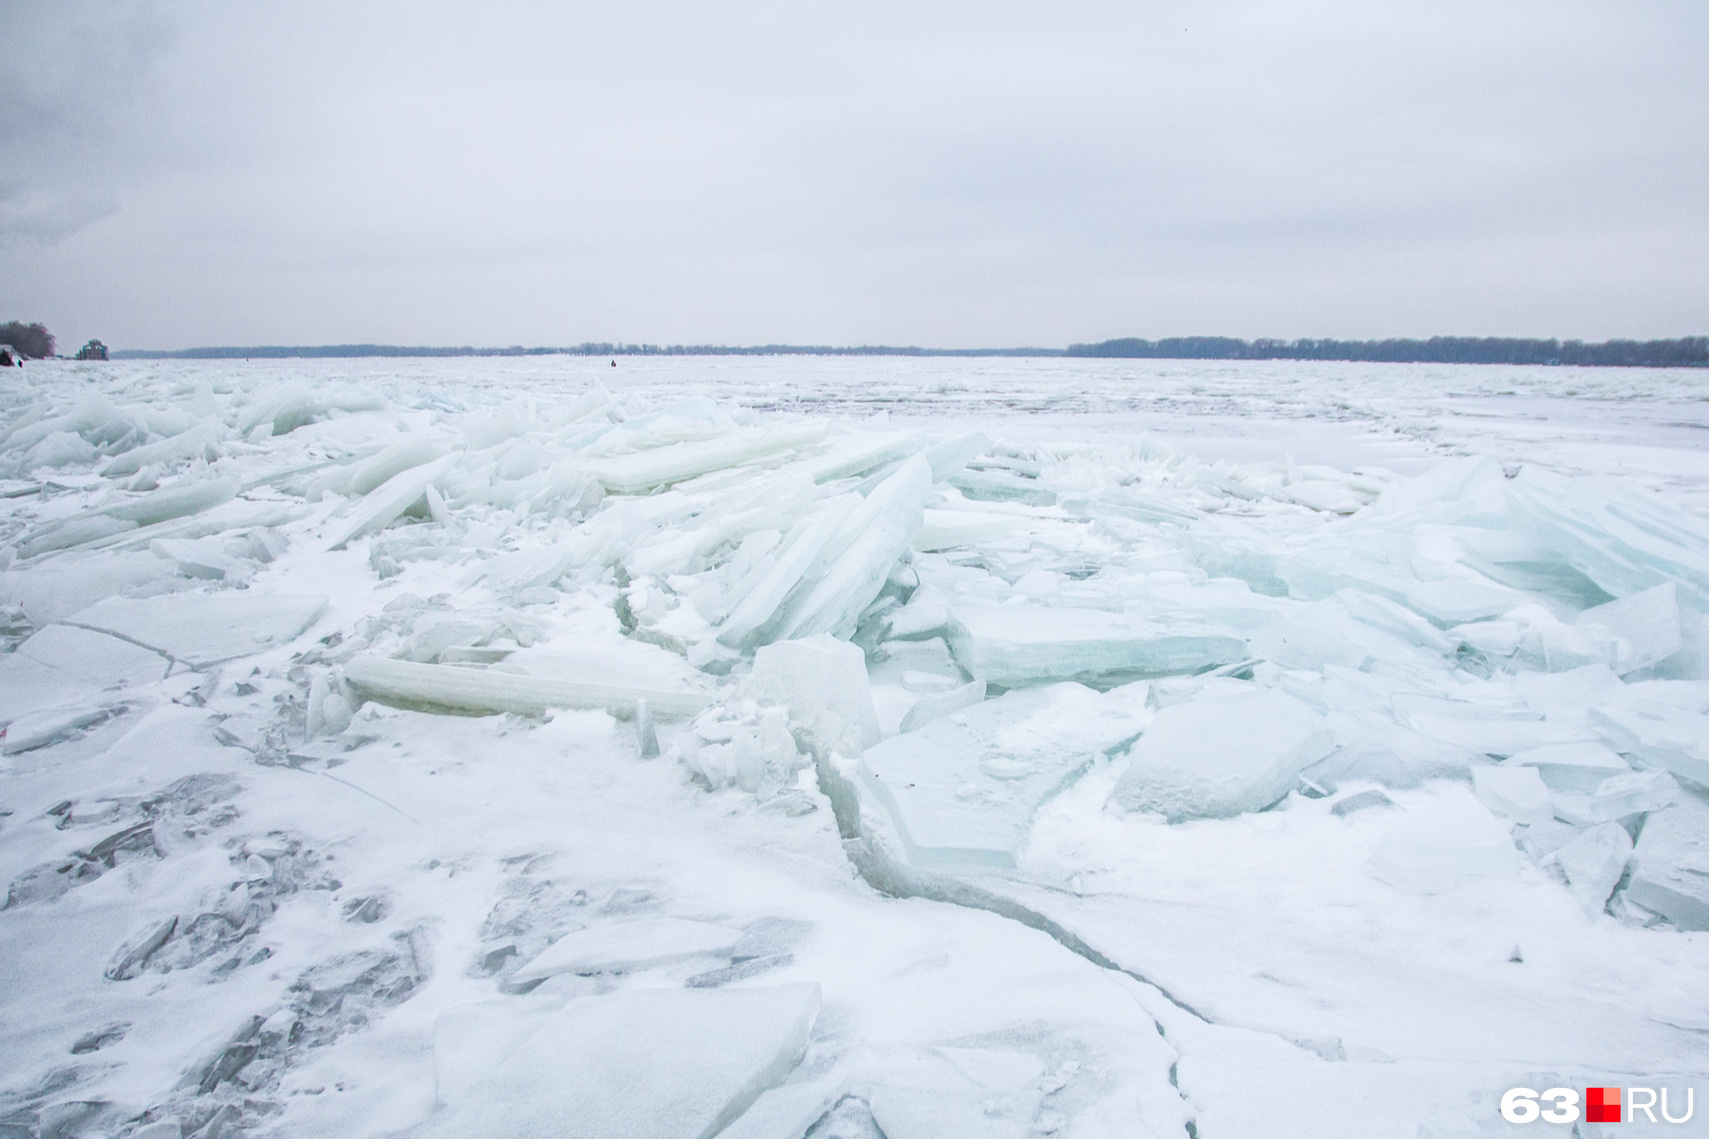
[116,352,1709,487]
[1,356,1707,1138]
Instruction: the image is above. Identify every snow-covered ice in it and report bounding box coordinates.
[1109,686,1333,822]
[3,354,1709,1139]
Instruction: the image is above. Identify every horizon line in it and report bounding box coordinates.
[93,334,1709,368]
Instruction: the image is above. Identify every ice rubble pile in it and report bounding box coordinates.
[4,365,1709,1136]
[3,372,1709,919]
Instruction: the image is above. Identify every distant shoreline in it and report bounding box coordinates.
[106,335,1708,368]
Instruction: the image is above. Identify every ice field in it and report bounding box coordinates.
[1,355,1707,1138]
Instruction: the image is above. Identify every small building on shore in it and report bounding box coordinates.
[75,339,109,361]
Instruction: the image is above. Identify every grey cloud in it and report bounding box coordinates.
[1,0,1705,347]
[0,184,120,249]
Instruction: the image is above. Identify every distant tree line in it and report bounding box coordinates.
[100,334,1709,367]
[113,343,1057,360]
[1066,336,1709,368]
[0,322,55,358]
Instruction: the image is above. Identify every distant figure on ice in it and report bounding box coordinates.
[610,359,616,367]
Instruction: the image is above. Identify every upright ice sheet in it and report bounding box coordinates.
[742,635,882,757]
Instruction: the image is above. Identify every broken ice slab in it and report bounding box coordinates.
[584,422,828,494]
[67,592,328,666]
[1513,664,1627,721]
[1505,741,1630,793]
[944,603,1245,688]
[864,1048,1047,1139]
[1550,769,1679,828]
[1109,686,1333,822]
[1574,582,1683,675]
[344,653,711,720]
[332,436,447,496]
[1337,590,1455,656]
[1247,613,1370,672]
[16,478,240,558]
[1623,799,1709,930]
[1554,821,1633,917]
[1330,789,1394,817]
[99,419,228,477]
[0,625,167,722]
[1395,695,1590,758]
[948,468,1059,506]
[1454,529,1619,612]
[1359,455,1508,525]
[715,494,860,649]
[1505,466,1709,603]
[772,455,932,642]
[511,918,744,983]
[416,984,819,1139]
[885,584,952,641]
[913,509,1028,552]
[741,635,881,758]
[433,998,568,1107]
[15,515,138,558]
[795,430,925,483]
[100,476,241,528]
[921,431,991,483]
[718,1073,850,1139]
[1470,765,1553,825]
[44,499,303,562]
[1403,579,1524,627]
[729,916,813,962]
[150,537,249,583]
[326,454,456,550]
[1368,794,1520,894]
[104,915,178,981]
[859,682,1149,868]
[897,679,985,733]
[1276,477,1366,515]
[1589,701,1709,787]
[1062,485,1199,526]
[1,704,114,755]
[401,616,502,663]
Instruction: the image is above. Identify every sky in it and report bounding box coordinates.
[2,1,1706,351]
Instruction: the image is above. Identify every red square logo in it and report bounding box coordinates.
[1586,1087,1622,1123]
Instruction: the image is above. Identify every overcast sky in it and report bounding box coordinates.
[2,1,1706,350]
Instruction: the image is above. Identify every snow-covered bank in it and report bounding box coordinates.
[2,358,1707,1138]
